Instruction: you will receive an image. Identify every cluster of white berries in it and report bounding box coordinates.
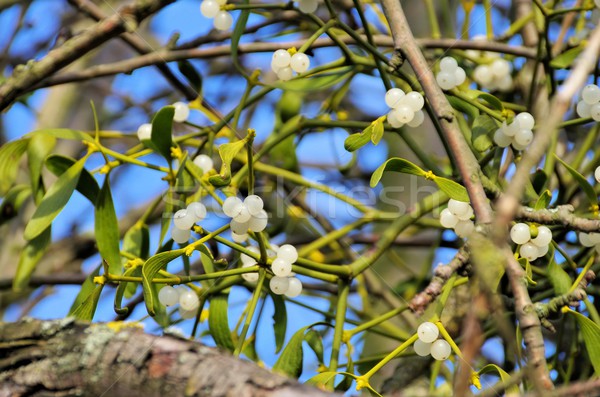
[270,50,310,81]
[436,57,466,90]
[472,58,512,92]
[158,285,200,319]
[493,112,536,150]
[510,223,552,262]
[240,244,303,298]
[384,88,426,128]
[171,201,207,244]
[414,322,452,361]
[200,0,233,31]
[297,0,319,13]
[576,84,600,121]
[136,102,190,141]
[579,232,600,254]
[439,199,475,238]
[223,195,268,242]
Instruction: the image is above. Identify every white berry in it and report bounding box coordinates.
[520,242,539,262]
[413,339,432,357]
[213,11,233,30]
[595,166,600,183]
[431,339,451,360]
[440,208,459,228]
[537,243,549,258]
[454,67,466,86]
[277,244,298,263]
[234,205,252,223]
[179,290,200,311]
[174,209,196,230]
[407,110,425,128]
[514,129,533,146]
[171,227,191,244]
[474,65,493,86]
[193,154,214,173]
[404,92,425,112]
[490,59,511,78]
[285,277,303,298]
[230,218,249,235]
[290,53,310,73]
[137,123,152,141]
[269,276,290,295]
[494,128,512,148]
[172,102,190,123]
[231,231,248,243]
[158,285,179,306]
[272,258,292,277]
[516,112,535,130]
[241,262,259,283]
[417,322,439,343]
[439,57,458,72]
[244,195,264,215]
[577,101,592,118]
[591,103,600,121]
[277,66,294,81]
[582,84,600,105]
[503,121,519,137]
[447,199,471,218]
[510,223,531,245]
[589,232,600,245]
[454,220,475,238]
[187,202,207,222]
[223,196,243,218]
[241,246,260,265]
[272,49,291,68]
[200,0,220,18]
[387,110,404,128]
[436,71,456,90]
[579,232,595,247]
[298,0,319,13]
[531,226,552,247]
[385,88,406,108]
[180,307,197,319]
[248,209,268,232]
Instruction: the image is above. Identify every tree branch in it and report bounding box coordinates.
[0,0,175,111]
[516,205,600,232]
[0,319,339,397]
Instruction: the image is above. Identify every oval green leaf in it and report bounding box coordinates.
[208,294,236,352]
[148,106,175,161]
[344,127,372,152]
[550,46,584,69]
[95,177,122,276]
[370,119,384,145]
[471,114,496,152]
[547,246,571,295]
[477,364,520,395]
[370,157,426,188]
[13,226,51,291]
[568,309,600,376]
[273,325,310,378]
[70,284,104,321]
[141,249,185,315]
[476,92,504,111]
[23,155,86,240]
[433,177,470,202]
[0,139,29,195]
[46,154,100,203]
[27,134,56,197]
[209,132,253,187]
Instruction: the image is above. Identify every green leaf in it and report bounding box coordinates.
[547,247,571,295]
[114,265,141,315]
[45,155,100,203]
[159,189,173,246]
[13,226,51,291]
[471,114,496,152]
[209,131,253,187]
[518,257,536,286]
[305,329,324,364]
[208,294,236,352]
[147,106,174,161]
[273,325,310,378]
[477,364,520,395]
[271,67,353,92]
[534,190,552,210]
[95,177,122,276]
[0,138,29,195]
[23,155,86,240]
[370,119,384,145]
[177,60,202,93]
[447,95,479,120]
[370,157,425,187]
[122,223,150,261]
[141,249,185,316]
[306,372,338,387]
[555,155,598,206]
[433,177,470,202]
[28,128,93,142]
[69,265,101,313]
[531,169,548,195]
[550,45,584,69]
[0,184,31,226]
[271,293,287,353]
[344,126,372,152]
[475,91,504,111]
[27,134,56,197]
[70,284,104,321]
[568,310,600,375]
[231,5,249,75]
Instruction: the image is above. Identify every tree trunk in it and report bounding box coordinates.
[0,319,338,397]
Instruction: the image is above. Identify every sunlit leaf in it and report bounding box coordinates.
[27,134,55,197]
[550,46,584,69]
[273,325,310,378]
[46,154,100,203]
[477,364,520,395]
[568,310,600,375]
[370,119,384,145]
[146,106,175,161]
[70,284,104,321]
[208,294,235,352]
[141,249,185,316]
[209,131,253,187]
[95,177,122,275]
[344,125,372,152]
[0,138,29,195]
[534,189,552,210]
[370,157,425,187]
[433,177,470,202]
[471,114,496,152]
[0,184,31,226]
[13,226,51,291]
[547,247,571,295]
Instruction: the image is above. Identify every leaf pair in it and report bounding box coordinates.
[344,117,385,152]
[209,130,255,187]
[370,157,470,202]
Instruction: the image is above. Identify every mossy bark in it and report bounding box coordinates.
[0,319,338,397]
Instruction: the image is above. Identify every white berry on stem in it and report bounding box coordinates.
[431,339,452,360]
[417,322,439,343]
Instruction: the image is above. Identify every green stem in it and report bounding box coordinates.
[106,265,260,284]
[298,19,336,53]
[346,304,409,338]
[234,269,266,356]
[329,280,350,375]
[423,0,441,39]
[360,334,419,382]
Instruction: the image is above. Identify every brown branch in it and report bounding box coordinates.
[67,0,197,100]
[0,273,87,290]
[32,36,537,91]
[0,319,339,397]
[0,0,175,111]
[516,205,600,232]
[379,0,493,223]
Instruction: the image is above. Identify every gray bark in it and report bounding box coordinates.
[0,319,339,397]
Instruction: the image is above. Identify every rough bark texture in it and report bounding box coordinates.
[0,319,338,397]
